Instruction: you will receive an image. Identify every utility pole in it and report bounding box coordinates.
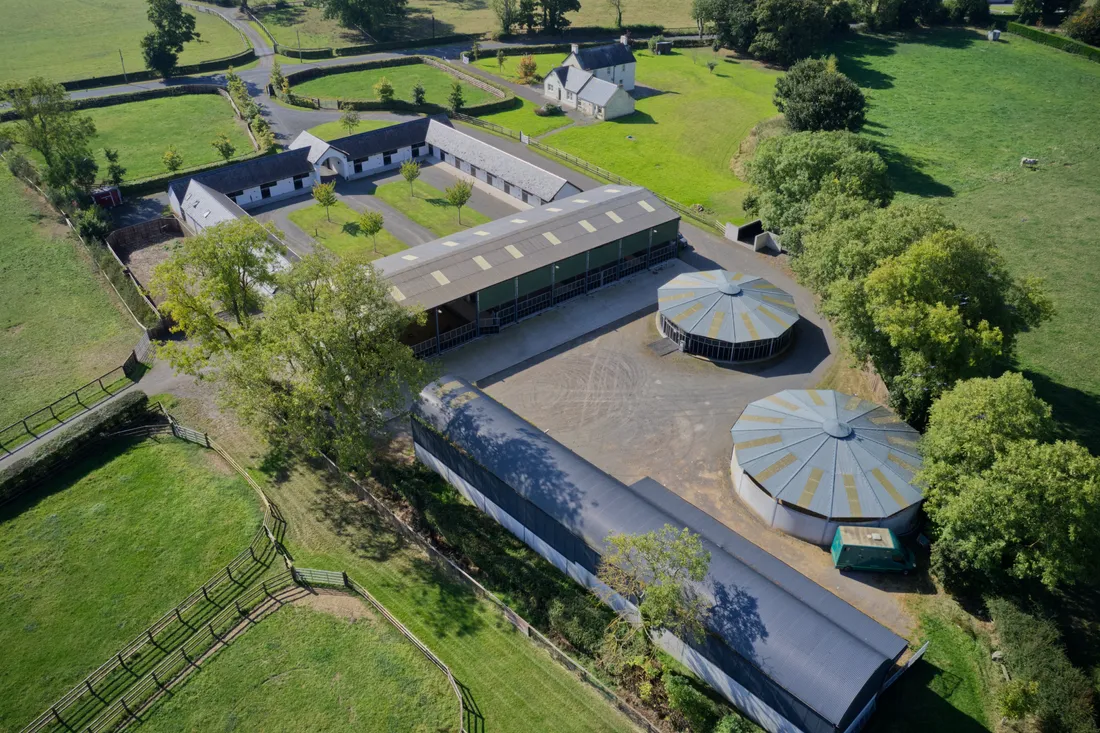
[119,49,128,83]
[432,13,436,39]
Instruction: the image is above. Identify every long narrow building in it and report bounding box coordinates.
[413,378,910,733]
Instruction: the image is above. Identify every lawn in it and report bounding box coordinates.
[827,28,1100,450]
[163,395,639,733]
[0,169,137,430]
[82,95,252,181]
[1,0,247,84]
[476,49,781,223]
[307,118,395,141]
[374,179,490,236]
[288,200,408,259]
[0,438,263,731]
[255,3,365,50]
[140,601,459,732]
[475,98,575,137]
[292,63,496,106]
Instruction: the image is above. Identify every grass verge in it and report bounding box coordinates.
[288,200,408,259]
[373,179,489,237]
[306,118,396,141]
[293,63,495,106]
[0,437,263,730]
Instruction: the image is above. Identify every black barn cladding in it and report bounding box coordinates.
[412,377,910,733]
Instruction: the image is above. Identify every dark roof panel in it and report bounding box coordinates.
[168,148,313,201]
[573,42,637,70]
[328,115,444,160]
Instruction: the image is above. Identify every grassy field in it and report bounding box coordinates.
[1,1,247,84]
[476,98,575,137]
[162,394,637,733]
[475,49,781,223]
[140,601,459,732]
[307,118,395,141]
[288,200,408,259]
[293,64,496,106]
[827,28,1100,450]
[0,438,263,731]
[374,179,490,236]
[0,169,136,429]
[254,3,365,49]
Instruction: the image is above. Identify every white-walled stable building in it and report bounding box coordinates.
[168,148,318,215]
[289,116,580,207]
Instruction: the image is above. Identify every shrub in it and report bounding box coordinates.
[715,714,756,733]
[749,0,828,66]
[944,0,990,23]
[75,205,111,241]
[548,596,607,656]
[1065,4,1100,47]
[6,151,39,184]
[517,54,539,83]
[774,57,866,132]
[663,671,723,732]
[987,598,1098,733]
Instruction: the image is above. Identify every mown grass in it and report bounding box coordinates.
[139,602,459,732]
[476,49,780,223]
[827,28,1100,450]
[293,64,495,106]
[0,438,263,731]
[254,3,365,50]
[373,179,490,236]
[0,168,137,429]
[161,395,638,733]
[476,98,575,137]
[306,118,395,141]
[288,200,408,259]
[1,1,247,84]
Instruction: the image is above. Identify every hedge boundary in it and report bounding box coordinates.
[60,48,256,92]
[1006,21,1100,62]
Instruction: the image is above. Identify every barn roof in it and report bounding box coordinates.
[167,148,313,201]
[658,270,799,344]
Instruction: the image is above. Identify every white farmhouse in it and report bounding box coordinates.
[543,66,636,121]
[561,38,636,91]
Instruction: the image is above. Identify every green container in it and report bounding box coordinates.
[831,526,916,574]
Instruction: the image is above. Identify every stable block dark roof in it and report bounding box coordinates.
[414,377,908,733]
[168,148,313,201]
[572,42,637,70]
[327,115,446,160]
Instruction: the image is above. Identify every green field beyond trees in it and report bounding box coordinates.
[0,438,263,731]
[475,49,781,224]
[139,601,459,731]
[0,169,136,429]
[828,28,1100,449]
[0,0,247,84]
[293,64,496,106]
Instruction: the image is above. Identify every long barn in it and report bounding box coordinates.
[412,377,910,733]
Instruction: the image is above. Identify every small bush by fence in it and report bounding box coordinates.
[1005,21,1100,62]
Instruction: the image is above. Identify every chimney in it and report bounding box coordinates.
[620,34,629,46]
[571,43,579,54]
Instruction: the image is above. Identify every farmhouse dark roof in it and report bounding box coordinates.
[414,378,909,733]
[327,114,447,160]
[572,42,636,70]
[168,148,313,201]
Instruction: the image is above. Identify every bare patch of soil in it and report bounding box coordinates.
[294,589,378,623]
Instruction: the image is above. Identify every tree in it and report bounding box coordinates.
[163,145,184,173]
[471,41,482,61]
[540,0,582,32]
[374,76,395,103]
[401,159,421,196]
[1014,0,1079,24]
[692,0,758,53]
[706,59,718,73]
[845,230,1053,424]
[103,148,126,187]
[320,0,409,35]
[141,0,199,77]
[608,0,625,27]
[448,79,465,113]
[412,80,426,106]
[75,205,112,241]
[516,54,539,83]
[597,525,711,667]
[253,117,277,153]
[745,130,891,237]
[211,134,236,162]
[269,58,285,95]
[0,77,97,188]
[1065,3,1100,46]
[491,0,518,33]
[312,181,338,222]
[150,218,282,371]
[358,209,385,253]
[219,252,431,472]
[445,180,473,223]
[749,0,826,66]
[497,49,507,72]
[920,373,1053,522]
[932,439,1100,589]
[340,107,361,136]
[774,57,866,132]
[943,0,989,23]
[517,0,539,31]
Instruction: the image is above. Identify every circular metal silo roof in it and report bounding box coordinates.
[657,270,799,345]
[731,390,924,521]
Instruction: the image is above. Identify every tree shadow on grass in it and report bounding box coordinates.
[877,144,955,198]
[255,5,308,28]
[309,465,408,563]
[341,221,362,237]
[1018,368,1100,455]
[407,554,485,638]
[825,34,898,90]
[870,658,987,733]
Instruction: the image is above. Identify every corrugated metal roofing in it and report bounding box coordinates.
[374,185,678,310]
[658,271,799,344]
[578,75,622,106]
[731,390,924,521]
[572,42,637,70]
[167,148,313,202]
[415,378,907,730]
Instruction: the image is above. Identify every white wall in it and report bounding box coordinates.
[602,89,636,120]
[232,171,319,209]
[415,441,806,733]
[345,144,430,181]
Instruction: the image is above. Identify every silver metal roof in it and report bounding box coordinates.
[659,271,799,344]
[731,390,924,521]
[375,185,678,310]
[578,75,622,106]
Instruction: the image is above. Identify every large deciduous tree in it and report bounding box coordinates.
[320,0,409,36]
[540,0,582,32]
[491,0,519,33]
[749,0,826,66]
[774,57,866,132]
[141,0,199,77]
[597,525,712,670]
[692,0,758,53]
